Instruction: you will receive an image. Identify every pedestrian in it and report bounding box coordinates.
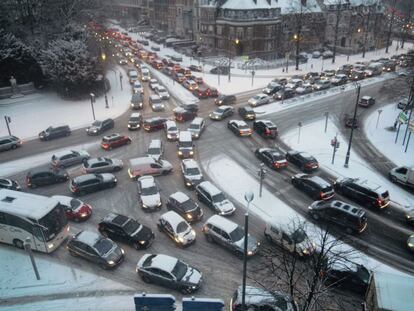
[282,68,285,73]
[311,64,313,69]
[393,120,398,129]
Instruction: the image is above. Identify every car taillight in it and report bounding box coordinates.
[305,163,312,168]
[232,302,237,310]
[320,191,325,199]
[274,162,280,168]
[376,198,382,206]
[26,177,31,185]
[102,143,109,149]
[265,128,270,135]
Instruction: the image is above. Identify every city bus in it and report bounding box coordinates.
[0,189,70,253]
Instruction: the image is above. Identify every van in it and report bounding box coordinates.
[128,157,173,179]
[177,131,194,158]
[188,117,205,139]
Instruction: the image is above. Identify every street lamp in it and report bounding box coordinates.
[90,93,96,120]
[344,83,361,168]
[241,191,254,311]
[258,163,266,197]
[101,52,109,108]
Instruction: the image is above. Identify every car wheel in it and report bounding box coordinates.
[134,242,143,250]
[205,234,213,243]
[235,250,244,259]
[141,274,152,284]
[114,166,122,172]
[110,182,116,188]
[11,144,17,150]
[157,224,163,232]
[390,175,397,183]
[69,250,78,257]
[13,239,24,249]
[311,213,320,220]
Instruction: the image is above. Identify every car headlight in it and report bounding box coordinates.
[142,204,148,209]
[176,236,184,243]
[167,134,172,138]
[247,250,253,256]
[128,124,131,128]
[178,151,183,155]
[302,248,309,255]
[139,240,146,245]
[186,181,192,186]
[407,215,412,219]
[189,151,194,155]
[157,202,162,207]
[186,214,193,220]
[47,243,54,249]
[80,212,88,217]
[194,134,199,138]
[408,242,414,248]
[108,260,115,265]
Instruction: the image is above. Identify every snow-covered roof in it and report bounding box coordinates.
[198,181,221,196]
[51,195,74,207]
[161,211,189,230]
[206,215,238,232]
[76,230,101,246]
[324,0,378,6]
[219,0,322,14]
[182,159,200,169]
[230,120,248,127]
[170,191,190,204]
[148,254,178,273]
[138,175,155,188]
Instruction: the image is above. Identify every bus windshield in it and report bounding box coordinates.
[38,204,68,241]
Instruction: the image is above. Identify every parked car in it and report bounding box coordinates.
[156,85,170,100]
[248,94,270,107]
[286,150,319,173]
[333,177,390,210]
[0,135,22,152]
[128,112,142,130]
[227,120,252,137]
[98,213,154,249]
[181,159,204,188]
[146,139,163,161]
[167,192,203,223]
[128,157,173,179]
[0,178,21,190]
[263,82,282,95]
[158,211,196,247]
[202,215,260,257]
[51,150,90,168]
[165,120,179,141]
[238,106,256,121]
[291,174,335,200]
[100,133,131,150]
[189,65,202,72]
[253,120,278,139]
[82,157,123,174]
[209,105,234,120]
[70,173,117,195]
[130,93,143,109]
[67,230,124,269]
[136,253,202,293]
[210,66,229,75]
[26,166,69,188]
[137,176,162,211]
[195,181,236,216]
[308,200,368,234]
[254,148,288,170]
[322,50,334,59]
[52,195,92,222]
[359,96,375,108]
[39,125,71,141]
[173,107,196,122]
[274,88,295,100]
[188,117,205,139]
[215,94,237,106]
[325,260,370,294]
[312,51,321,58]
[143,117,167,132]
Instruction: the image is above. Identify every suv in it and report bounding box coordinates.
[165,120,179,140]
[291,174,334,200]
[143,117,167,132]
[202,215,260,257]
[130,93,143,109]
[128,113,142,130]
[137,176,162,211]
[195,181,236,216]
[128,157,173,179]
[0,135,21,152]
[238,106,256,121]
[308,200,368,234]
[188,117,205,139]
[253,120,278,139]
[51,150,90,168]
[39,125,71,141]
[70,173,117,195]
[147,139,163,161]
[149,94,165,111]
[286,150,319,172]
[100,134,131,150]
[86,118,114,135]
[26,167,69,188]
[333,177,390,210]
[166,192,203,223]
[359,96,375,108]
[181,159,204,188]
[254,148,288,170]
[214,94,236,106]
[325,260,370,294]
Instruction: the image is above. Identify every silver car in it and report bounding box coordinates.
[158,211,196,246]
[82,157,123,174]
[156,86,170,100]
[181,159,204,188]
[0,135,22,152]
[137,176,162,211]
[248,94,270,107]
[51,150,90,168]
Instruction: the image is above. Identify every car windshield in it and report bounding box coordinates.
[152,98,161,104]
[180,141,193,148]
[229,226,244,242]
[123,219,142,235]
[189,123,200,130]
[94,238,114,256]
[168,126,178,132]
[239,125,250,130]
[92,121,101,127]
[176,221,189,234]
[69,199,82,211]
[142,185,158,196]
[212,193,226,203]
[148,148,160,155]
[38,204,68,241]
[185,167,200,176]
[291,229,307,243]
[130,117,140,122]
[171,260,188,280]
[216,108,225,114]
[158,87,166,92]
[179,199,197,212]
[252,95,260,100]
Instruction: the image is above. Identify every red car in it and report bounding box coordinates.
[52,195,92,222]
[193,87,209,99]
[173,107,197,122]
[101,133,132,150]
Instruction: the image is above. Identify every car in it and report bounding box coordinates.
[98,213,154,249]
[51,150,90,168]
[312,51,321,58]
[325,260,370,294]
[286,150,319,172]
[173,107,196,122]
[331,74,348,86]
[262,82,282,95]
[82,157,123,174]
[0,135,22,152]
[350,70,365,81]
[0,178,21,190]
[397,98,414,110]
[100,133,132,150]
[189,65,202,72]
[215,94,237,106]
[147,139,163,161]
[128,69,138,83]
[149,94,165,111]
[119,59,128,65]
[195,181,236,216]
[86,118,115,136]
[194,76,203,84]
[274,88,295,100]
[359,96,375,107]
[344,113,359,129]
[174,72,186,83]
[67,230,124,269]
[128,112,142,130]
[70,173,117,195]
[177,131,194,159]
[158,211,196,246]
[333,177,390,210]
[230,286,297,311]
[137,176,162,211]
[208,87,219,98]
[165,120,179,141]
[227,120,252,137]
[188,117,205,139]
[253,120,278,139]
[128,156,173,179]
[238,106,256,121]
[181,159,204,188]
[295,83,313,95]
[286,78,304,89]
[254,148,288,170]
[248,93,270,107]
[52,195,92,222]
[149,78,159,90]
[210,66,229,75]
[202,215,260,257]
[38,125,71,141]
[130,93,143,110]
[308,200,368,234]
[136,253,202,294]
[183,79,198,91]
[181,102,199,113]
[132,81,144,94]
[171,55,183,62]
[322,50,334,59]
[143,117,167,131]
[264,222,316,257]
[291,173,335,201]
[313,79,331,91]
[156,85,170,100]
[151,45,160,51]
[167,192,203,223]
[26,166,69,188]
[209,105,234,120]
[407,235,414,252]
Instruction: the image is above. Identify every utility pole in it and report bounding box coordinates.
[401,1,413,49]
[362,8,370,58]
[332,0,342,64]
[344,84,361,168]
[385,0,397,53]
[295,2,303,71]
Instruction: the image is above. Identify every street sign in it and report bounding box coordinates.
[331,137,340,148]
[399,111,408,124]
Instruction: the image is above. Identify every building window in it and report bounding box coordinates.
[237,27,243,39]
[217,26,222,36]
[247,27,253,37]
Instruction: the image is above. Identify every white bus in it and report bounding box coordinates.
[0,189,70,253]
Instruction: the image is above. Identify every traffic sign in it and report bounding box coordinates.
[398,111,408,124]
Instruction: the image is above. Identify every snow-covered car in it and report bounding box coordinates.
[312,51,321,58]
[128,70,138,84]
[330,74,348,86]
[146,139,163,161]
[181,159,204,188]
[322,50,334,59]
[227,120,252,137]
[149,94,165,111]
[287,78,303,89]
[313,79,331,91]
[149,79,159,90]
[295,83,313,95]
[248,94,270,107]
[52,195,92,222]
[137,176,162,211]
[156,85,170,100]
[262,82,282,95]
[158,211,196,246]
[133,81,144,94]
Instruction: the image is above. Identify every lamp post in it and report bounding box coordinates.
[241,191,254,311]
[90,93,96,120]
[258,163,266,197]
[344,83,361,168]
[101,52,109,108]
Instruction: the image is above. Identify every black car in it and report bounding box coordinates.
[286,150,319,172]
[70,173,117,196]
[214,94,237,106]
[308,200,368,234]
[254,148,288,170]
[26,167,69,188]
[67,230,124,269]
[253,120,278,139]
[274,88,295,100]
[333,177,390,210]
[86,118,115,135]
[238,106,256,121]
[189,65,202,72]
[166,192,203,223]
[143,117,168,132]
[210,66,229,75]
[98,213,154,249]
[39,125,71,141]
[0,178,21,190]
[291,173,335,201]
[325,260,370,294]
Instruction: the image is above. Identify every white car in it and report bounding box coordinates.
[248,94,270,107]
[156,86,170,100]
[165,120,179,140]
[149,79,159,90]
[146,139,163,161]
[295,83,313,95]
[133,81,144,94]
[137,176,162,211]
[181,159,204,188]
[158,211,196,246]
